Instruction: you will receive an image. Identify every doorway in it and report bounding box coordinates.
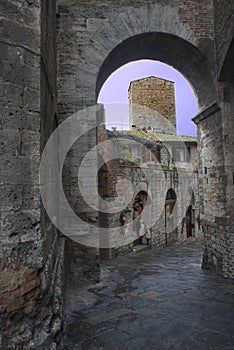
[165,189,177,245]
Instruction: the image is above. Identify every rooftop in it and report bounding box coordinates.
[107,128,197,146]
[128,76,175,91]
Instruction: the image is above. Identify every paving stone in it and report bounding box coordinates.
[64,242,234,349]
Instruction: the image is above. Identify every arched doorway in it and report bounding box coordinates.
[185,191,195,238]
[132,191,149,246]
[165,188,177,245]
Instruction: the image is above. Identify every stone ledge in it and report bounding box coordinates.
[192,102,220,125]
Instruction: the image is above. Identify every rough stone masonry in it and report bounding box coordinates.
[0,0,233,348]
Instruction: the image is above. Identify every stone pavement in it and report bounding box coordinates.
[63,241,234,349]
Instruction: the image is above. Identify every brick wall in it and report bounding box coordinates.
[213,0,234,74]
[178,0,214,39]
[0,265,41,315]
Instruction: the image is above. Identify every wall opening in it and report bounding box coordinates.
[165,188,177,245]
[96,32,217,112]
[98,60,199,137]
[132,191,149,246]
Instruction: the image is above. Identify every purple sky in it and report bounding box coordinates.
[97,60,198,136]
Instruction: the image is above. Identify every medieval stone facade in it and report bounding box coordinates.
[99,128,200,259]
[0,0,233,348]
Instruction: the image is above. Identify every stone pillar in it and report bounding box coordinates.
[218,79,234,278]
[193,103,232,276]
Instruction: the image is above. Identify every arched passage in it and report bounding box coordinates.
[96,32,217,110]
[132,190,150,245]
[186,190,195,238]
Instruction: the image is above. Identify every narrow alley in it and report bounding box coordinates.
[63,241,234,350]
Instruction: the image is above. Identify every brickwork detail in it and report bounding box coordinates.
[178,0,214,39]
[213,0,234,74]
[0,265,41,314]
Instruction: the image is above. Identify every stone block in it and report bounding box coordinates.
[1,17,40,53]
[0,155,40,185]
[22,185,40,209]
[0,129,21,156]
[0,209,40,239]
[5,295,25,313]
[0,185,23,211]
[21,131,40,156]
[24,300,37,315]
[0,0,40,28]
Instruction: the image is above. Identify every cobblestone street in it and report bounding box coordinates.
[64,241,234,350]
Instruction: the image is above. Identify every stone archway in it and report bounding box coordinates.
[56,1,231,279]
[96,32,217,110]
[57,2,218,117]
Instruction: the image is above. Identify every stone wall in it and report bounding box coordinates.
[193,30,234,278]
[0,0,42,347]
[0,1,64,348]
[58,0,217,112]
[0,0,41,271]
[193,104,230,276]
[218,43,234,277]
[56,0,216,266]
[98,130,200,259]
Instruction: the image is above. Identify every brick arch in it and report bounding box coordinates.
[96,32,217,110]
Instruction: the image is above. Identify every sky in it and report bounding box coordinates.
[97,60,198,136]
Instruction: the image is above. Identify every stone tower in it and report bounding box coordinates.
[128,76,176,133]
